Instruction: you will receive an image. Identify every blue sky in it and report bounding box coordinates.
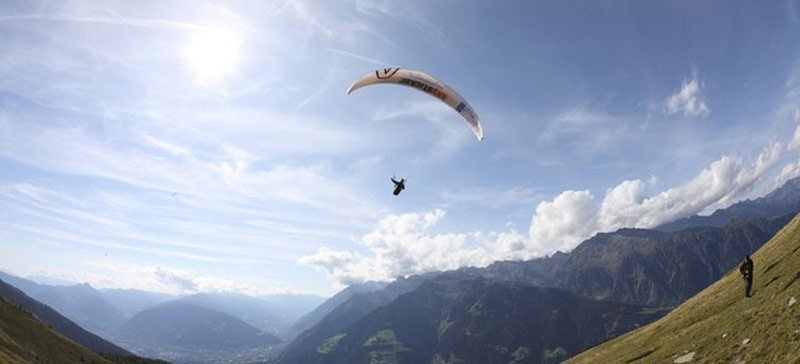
[2,0,800,296]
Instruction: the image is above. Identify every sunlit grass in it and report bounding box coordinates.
[568,214,800,363]
[0,298,111,363]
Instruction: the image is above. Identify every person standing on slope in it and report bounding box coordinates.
[739,255,754,298]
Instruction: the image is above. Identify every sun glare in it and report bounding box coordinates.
[183,28,241,84]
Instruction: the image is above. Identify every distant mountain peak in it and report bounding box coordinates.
[763,175,800,201]
[119,299,282,351]
[656,176,800,232]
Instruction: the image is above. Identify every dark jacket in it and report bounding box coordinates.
[739,258,754,280]
[391,178,405,196]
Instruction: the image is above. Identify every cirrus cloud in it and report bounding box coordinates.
[665,74,710,117]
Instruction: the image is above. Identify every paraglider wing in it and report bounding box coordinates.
[347,68,484,141]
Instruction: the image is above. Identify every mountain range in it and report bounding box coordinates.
[111,299,285,363]
[261,293,329,329]
[655,177,800,232]
[0,272,126,337]
[280,274,668,364]
[0,271,322,363]
[5,176,800,363]
[280,273,441,360]
[278,216,789,363]
[169,291,324,336]
[100,288,176,318]
[118,300,282,348]
[276,177,800,363]
[287,280,388,339]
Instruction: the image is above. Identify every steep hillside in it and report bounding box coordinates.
[0,279,132,356]
[0,296,111,364]
[278,275,666,364]
[282,274,437,357]
[287,280,388,338]
[569,213,800,363]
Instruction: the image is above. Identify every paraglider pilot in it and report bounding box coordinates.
[391,177,405,196]
[739,255,754,298]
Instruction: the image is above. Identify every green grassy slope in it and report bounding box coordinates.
[0,297,111,364]
[568,213,800,364]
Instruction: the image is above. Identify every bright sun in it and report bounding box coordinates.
[183,28,240,84]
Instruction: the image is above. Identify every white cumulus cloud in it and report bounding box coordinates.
[529,190,596,252]
[525,141,782,253]
[773,160,800,189]
[299,209,531,284]
[302,141,787,286]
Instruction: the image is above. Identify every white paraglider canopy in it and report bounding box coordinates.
[347,68,484,141]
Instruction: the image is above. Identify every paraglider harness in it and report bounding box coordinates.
[391,176,405,196]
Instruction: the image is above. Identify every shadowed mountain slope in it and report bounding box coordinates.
[115,300,283,363]
[280,274,438,359]
[287,280,388,339]
[278,275,666,364]
[174,292,288,333]
[118,300,282,350]
[0,279,131,356]
[173,292,324,335]
[569,213,800,363]
[0,295,111,364]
